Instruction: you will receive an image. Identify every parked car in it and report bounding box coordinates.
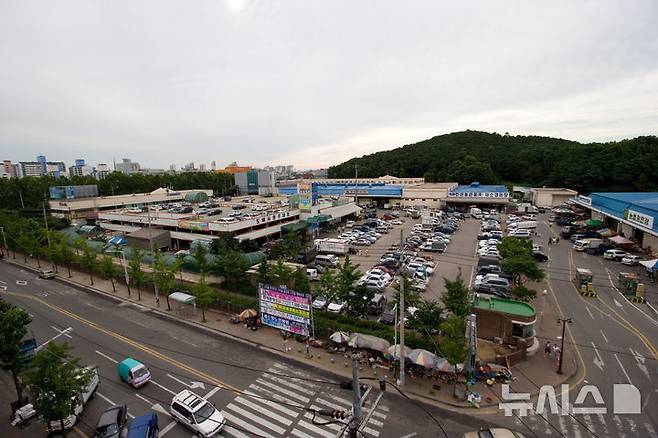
[604,249,628,261]
[532,252,549,262]
[93,405,128,438]
[312,295,328,310]
[169,390,225,437]
[38,269,56,279]
[379,307,396,325]
[621,255,643,266]
[327,300,346,313]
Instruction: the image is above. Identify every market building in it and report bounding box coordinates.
[530,187,579,208]
[444,182,510,211]
[574,192,658,251]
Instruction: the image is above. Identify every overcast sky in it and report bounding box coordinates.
[1,1,657,170]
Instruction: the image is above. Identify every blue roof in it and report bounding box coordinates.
[588,192,658,232]
[279,182,403,197]
[591,192,658,211]
[452,182,508,194]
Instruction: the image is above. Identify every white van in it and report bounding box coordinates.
[508,221,536,230]
[315,254,339,268]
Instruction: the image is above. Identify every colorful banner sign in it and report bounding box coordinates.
[177,220,209,231]
[298,182,313,212]
[259,284,313,336]
[447,191,509,199]
[577,195,592,206]
[625,209,654,229]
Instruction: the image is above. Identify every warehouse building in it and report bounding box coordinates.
[574,192,658,252]
[445,182,510,211]
[530,187,579,208]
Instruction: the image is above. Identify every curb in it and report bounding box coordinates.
[5,259,577,412]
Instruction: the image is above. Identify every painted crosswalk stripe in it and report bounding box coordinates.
[326,394,352,407]
[267,367,320,389]
[319,395,387,420]
[241,390,300,418]
[222,425,251,438]
[291,428,316,438]
[262,373,317,395]
[362,426,380,437]
[296,419,337,438]
[247,386,305,413]
[581,414,595,434]
[222,411,276,438]
[255,378,310,403]
[303,411,343,432]
[568,416,582,438]
[226,403,287,435]
[233,396,293,425]
[613,415,626,438]
[367,417,384,427]
[557,415,568,437]
[644,422,658,438]
[272,362,316,378]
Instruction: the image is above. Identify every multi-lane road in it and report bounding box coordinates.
[0,260,497,438]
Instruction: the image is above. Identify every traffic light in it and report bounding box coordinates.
[331,410,347,420]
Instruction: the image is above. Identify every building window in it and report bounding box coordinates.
[512,323,534,338]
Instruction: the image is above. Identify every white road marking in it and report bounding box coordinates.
[613,354,633,384]
[261,373,317,395]
[290,429,315,438]
[233,396,293,426]
[225,403,286,435]
[629,348,651,380]
[363,426,380,437]
[606,268,658,327]
[158,420,178,437]
[221,411,275,438]
[255,378,310,403]
[95,350,118,364]
[557,415,568,436]
[599,330,609,343]
[51,325,73,338]
[223,426,251,438]
[614,298,624,309]
[16,280,27,285]
[296,419,336,438]
[35,327,73,351]
[585,306,595,320]
[97,391,116,405]
[581,414,595,435]
[241,390,300,417]
[302,411,342,431]
[0,279,6,284]
[203,386,222,399]
[150,379,177,395]
[591,342,605,371]
[266,367,320,389]
[167,373,205,390]
[135,394,152,404]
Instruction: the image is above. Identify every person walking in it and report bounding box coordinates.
[548,237,552,246]
[544,341,551,356]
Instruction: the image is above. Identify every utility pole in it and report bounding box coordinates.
[18,191,25,209]
[349,356,362,438]
[398,228,405,386]
[42,201,54,269]
[557,317,572,374]
[147,208,160,306]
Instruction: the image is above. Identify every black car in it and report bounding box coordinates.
[532,251,549,262]
[379,307,396,325]
[473,284,510,299]
[94,405,127,438]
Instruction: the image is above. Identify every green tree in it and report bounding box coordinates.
[192,243,209,276]
[393,274,422,309]
[279,231,303,261]
[335,255,361,300]
[256,259,270,285]
[22,342,92,434]
[441,277,471,318]
[0,300,32,402]
[413,300,444,337]
[292,268,311,293]
[268,259,294,287]
[498,237,544,291]
[316,268,337,300]
[153,250,177,310]
[220,250,248,292]
[439,315,467,376]
[129,246,145,300]
[193,276,215,322]
[79,243,98,285]
[99,255,118,292]
[57,239,75,278]
[345,284,374,318]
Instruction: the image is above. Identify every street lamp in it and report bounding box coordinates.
[105,248,130,295]
[557,317,573,374]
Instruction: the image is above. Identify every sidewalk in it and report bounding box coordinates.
[8,255,576,411]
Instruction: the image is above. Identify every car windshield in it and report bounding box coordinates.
[97,423,119,437]
[333,300,344,306]
[133,367,148,378]
[315,296,326,302]
[193,402,215,423]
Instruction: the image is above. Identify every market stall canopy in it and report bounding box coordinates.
[597,229,614,238]
[610,235,634,245]
[169,292,195,305]
[329,331,350,344]
[434,358,456,373]
[239,309,258,320]
[585,219,605,228]
[348,333,391,353]
[639,259,658,271]
[385,344,412,360]
[407,349,439,368]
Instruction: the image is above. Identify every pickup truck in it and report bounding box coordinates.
[48,365,99,432]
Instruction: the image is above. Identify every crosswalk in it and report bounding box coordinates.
[220,362,389,438]
[508,410,657,438]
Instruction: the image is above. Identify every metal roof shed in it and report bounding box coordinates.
[169,291,196,317]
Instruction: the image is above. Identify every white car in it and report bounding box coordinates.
[621,255,643,266]
[390,220,402,225]
[368,269,392,282]
[406,262,434,275]
[509,229,531,238]
[170,390,225,437]
[603,249,628,261]
[312,295,328,310]
[327,300,346,313]
[479,249,501,259]
[345,220,355,228]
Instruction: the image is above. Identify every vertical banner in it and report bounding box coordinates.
[258,284,313,337]
[298,182,312,212]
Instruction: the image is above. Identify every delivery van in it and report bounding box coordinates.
[118,358,151,388]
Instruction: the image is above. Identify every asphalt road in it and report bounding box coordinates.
[0,260,502,438]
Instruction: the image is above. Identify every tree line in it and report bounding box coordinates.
[328,130,658,194]
[0,170,237,211]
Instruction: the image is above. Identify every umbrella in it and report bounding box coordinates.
[585,219,605,228]
[434,358,456,373]
[239,309,258,320]
[639,259,658,271]
[610,235,634,245]
[329,331,350,344]
[348,333,391,353]
[407,349,438,368]
[385,344,412,360]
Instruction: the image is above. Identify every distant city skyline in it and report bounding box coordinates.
[1,2,656,168]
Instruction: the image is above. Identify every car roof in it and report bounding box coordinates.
[173,390,207,412]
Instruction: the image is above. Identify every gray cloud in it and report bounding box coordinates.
[1,0,657,169]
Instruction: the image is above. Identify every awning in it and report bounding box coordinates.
[639,259,658,271]
[169,292,195,304]
[306,215,331,225]
[281,220,308,233]
[585,219,605,227]
[610,235,634,245]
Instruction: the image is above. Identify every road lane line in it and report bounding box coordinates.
[613,354,633,384]
[135,394,152,404]
[628,348,651,380]
[158,420,178,437]
[35,327,73,351]
[585,306,594,320]
[203,386,222,399]
[605,268,658,328]
[95,350,119,363]
[590,342,605,371]
[97,391,116,406]
[599,330,609,343]
[51,325,73,338]
[150,379,177,395]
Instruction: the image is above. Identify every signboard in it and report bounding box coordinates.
[344,189,370,196]
[625,209,654,229]
[298,182,312,212]
[177,220,209,231]
[577,195,592,206]
[255,211,291,224]
[259,284,313,336]
[447,191,509,199]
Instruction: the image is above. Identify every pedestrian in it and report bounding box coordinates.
[305,338,311,357]
[544,341,551,356]
[555,347,561,364]
[548,237,552,246]
[552,344,558,358]
[283,336,290,352]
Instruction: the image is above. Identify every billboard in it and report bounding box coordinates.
[177,220,209,231]
[298,182,312,212]
[258,284,313,336]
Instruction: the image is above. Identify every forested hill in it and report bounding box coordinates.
[327,131,658,194]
